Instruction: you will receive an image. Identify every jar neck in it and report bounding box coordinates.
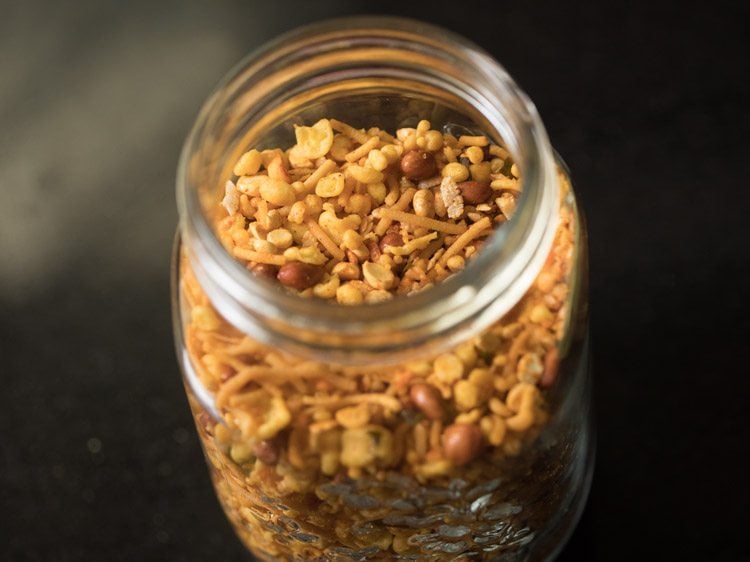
[177,17,559,365]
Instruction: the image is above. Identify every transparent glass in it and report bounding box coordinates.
[172,16,592,561]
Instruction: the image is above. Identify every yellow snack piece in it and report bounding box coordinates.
[335,404,371,428]
[346,165,383,184]
[318,210,361,245]
[294,119,334,159]
[442,162,470,182]
[315,172,345,198]
[259,178,296,207]
[312,274,340,299]
[336,283,363,305]
[465,146,484,164]
[340,428,376,467]
[367,182,387,204]
[283,245,327,265]
[233,149,262,176]
[454,380,480,411]
[257,396,292,439]
[191,305,220,331]
[433,353,464,383]
[362,261,396,290]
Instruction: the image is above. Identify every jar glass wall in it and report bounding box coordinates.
[172,17,592,561]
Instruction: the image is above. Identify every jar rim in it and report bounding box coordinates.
[176,16,559,364]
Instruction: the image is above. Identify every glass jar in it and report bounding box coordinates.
[172,16,592,561]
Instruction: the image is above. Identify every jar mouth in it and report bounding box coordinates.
[176,16,559,364]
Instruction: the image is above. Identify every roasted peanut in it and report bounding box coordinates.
[458,181,492,204]
[409,383,445,420]
[253,440,279,465]
[442,423,482,466]
[540,347,560,388]
[276,262,324,290]
[399,150,437,180]
[250,263,279,281]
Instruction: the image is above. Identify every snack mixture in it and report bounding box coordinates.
[180,118,576,559]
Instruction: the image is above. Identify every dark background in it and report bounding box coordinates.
[2,1,748,560]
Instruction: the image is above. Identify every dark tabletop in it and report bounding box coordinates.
[2,1,749,561]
